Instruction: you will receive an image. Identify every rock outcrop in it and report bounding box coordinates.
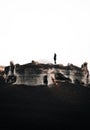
[3,61,90,86]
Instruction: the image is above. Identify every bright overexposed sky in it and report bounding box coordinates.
[0,0,90,70]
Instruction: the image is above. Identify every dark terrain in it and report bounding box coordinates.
[0,82,90,129]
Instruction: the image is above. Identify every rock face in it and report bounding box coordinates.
[4,62,89,86]
[14,63,55,86]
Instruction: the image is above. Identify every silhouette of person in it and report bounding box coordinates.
[54,53,57,64]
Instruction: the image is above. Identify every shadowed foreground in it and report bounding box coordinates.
[0,82,90,129]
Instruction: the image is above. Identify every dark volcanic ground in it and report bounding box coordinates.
[0,82,90,129]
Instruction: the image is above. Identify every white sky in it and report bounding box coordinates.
[0,0,90,70]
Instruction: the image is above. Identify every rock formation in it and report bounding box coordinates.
[3,61,90,87]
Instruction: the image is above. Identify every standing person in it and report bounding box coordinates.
[54,53,57,64]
